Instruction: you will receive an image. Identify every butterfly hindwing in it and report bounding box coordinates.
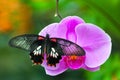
[30,45,44,65]
[29,36,45,65]
[46,39,62,66]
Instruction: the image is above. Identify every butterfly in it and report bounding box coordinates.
[9,34,85,67]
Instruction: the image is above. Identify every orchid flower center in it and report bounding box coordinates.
[69,55,78,60]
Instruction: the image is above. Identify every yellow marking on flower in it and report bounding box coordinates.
[69,55,78,60]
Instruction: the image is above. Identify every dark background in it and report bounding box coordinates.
[0,0,120,80]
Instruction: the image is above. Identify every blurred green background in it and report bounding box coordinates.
[0,0,120,80]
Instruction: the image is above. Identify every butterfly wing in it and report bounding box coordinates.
[9,34,40,51]
[52,38,86,56]
[30,40,44,65]
[45,39,62,67]
[29,37,45,65]
[46,38,85,67]
[9,34,45,65]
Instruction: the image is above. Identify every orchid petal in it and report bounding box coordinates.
[39,23,59,37]
[43,57,68,76]
[75,23,112,67]
[57,16,85,42]
[82,64,100,71]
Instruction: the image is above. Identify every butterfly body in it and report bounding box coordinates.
[9,34,85,67]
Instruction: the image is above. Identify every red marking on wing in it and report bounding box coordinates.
[38,36,44,40]
[51,38,57,42]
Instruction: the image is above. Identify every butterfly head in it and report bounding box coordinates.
[44,34,50,43]
[45,34,50,39]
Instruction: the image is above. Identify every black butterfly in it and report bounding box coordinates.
[9,34,85,67]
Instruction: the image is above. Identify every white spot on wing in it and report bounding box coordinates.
[54,54,57,58]
[33,50,37,55]
[53,54,55,57]
[33,46,42,55]
[50,47,59,58]
[38,49,41,54]
[55,53,58,56]
[37,46,41,50]
[50,52,53,56]
[51,48,55,52]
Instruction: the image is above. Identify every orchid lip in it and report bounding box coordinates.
[65,55,86,70]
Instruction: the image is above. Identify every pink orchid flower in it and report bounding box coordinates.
[39,16,112,76]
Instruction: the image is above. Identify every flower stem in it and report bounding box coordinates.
[54,0,62,19]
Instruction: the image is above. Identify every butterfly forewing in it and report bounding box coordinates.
[9,34,39,51]
[55,38,85,56]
